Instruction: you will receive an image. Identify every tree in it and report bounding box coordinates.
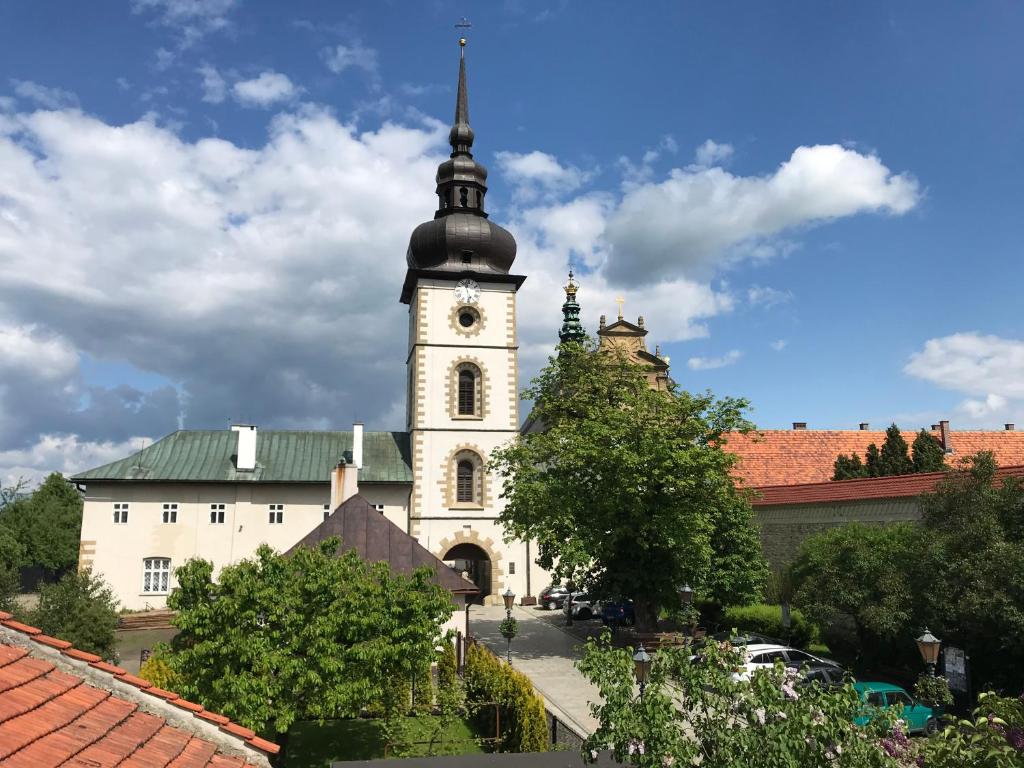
[490,340,767,631]
[878,423,913,476]
[833,452,867,480]
[577,633,901,767]
[0,473,83,574]
[28,568,119,659]
[865,442,882,477]
[0,525,24,611]
[912,429,946,473]
[167,540,454,744]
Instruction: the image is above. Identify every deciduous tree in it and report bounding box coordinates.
[0,473,82,574]
[490,340,767,631]
[28,568,119,659]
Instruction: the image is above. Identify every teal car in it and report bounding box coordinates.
[853,682,939,735]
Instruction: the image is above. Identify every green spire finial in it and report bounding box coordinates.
[559,269,586,344]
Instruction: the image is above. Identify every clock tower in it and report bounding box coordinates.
[400,41,534,604]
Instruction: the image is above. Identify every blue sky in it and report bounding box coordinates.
[0,1,1022,482]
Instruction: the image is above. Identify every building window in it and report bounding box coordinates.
[269,504,284,524]
[210,504,225,524]
[323,503,331,521]
[456,461,475,503]
[458,370,476,415]
[162,503,178,524]
[509,562,516,575]
[113,503,129,524]
[459,186,468,207]
[142,558,171,594]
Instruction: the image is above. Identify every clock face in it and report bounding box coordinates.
[454,279,480,304]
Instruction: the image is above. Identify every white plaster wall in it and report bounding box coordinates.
[80,480,411,610]
[411,279,516,350]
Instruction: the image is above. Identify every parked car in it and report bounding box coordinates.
[708,630,784,647]
[853,682,938,735]
[563,592,598,620]
[600,600,635,627]
[735,644,842,679]
[793,661,849,690]
[539,584,570,610]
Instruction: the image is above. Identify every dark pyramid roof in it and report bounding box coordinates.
[287,494,478,595]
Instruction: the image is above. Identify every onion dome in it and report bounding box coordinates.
[406,41,517,274]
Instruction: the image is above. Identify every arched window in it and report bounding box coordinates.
[459,186,469,207]
[456,460,475,503]
[458,369,476,415]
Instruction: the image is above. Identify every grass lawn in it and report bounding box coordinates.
[286,716,484,767]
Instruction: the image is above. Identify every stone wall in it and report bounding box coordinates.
[755,497,922,567]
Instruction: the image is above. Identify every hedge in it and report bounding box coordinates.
[464,642,547,752]
[722,603,815,648]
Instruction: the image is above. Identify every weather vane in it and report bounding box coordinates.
[455,17,472,54]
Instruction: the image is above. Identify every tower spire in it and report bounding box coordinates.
[559,269,586,344]
[450,39,474,156]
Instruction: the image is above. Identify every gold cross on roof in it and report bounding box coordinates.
[615,295,625,320]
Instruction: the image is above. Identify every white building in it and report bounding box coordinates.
[72,45,549,612]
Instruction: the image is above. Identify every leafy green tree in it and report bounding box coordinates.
[917,691,1024,767]
[0,473,82,574]
[0,525,24,611]
[865,442,882,477]
[28,568,119,659]
[577,633,901,767]
[167,540,454,744]
[912,429,946,472]
[790,523,923,667]
[490,340,766,630]
[833,452,867,480]
[878,423,914,476]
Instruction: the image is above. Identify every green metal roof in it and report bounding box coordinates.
[71,430,412,485]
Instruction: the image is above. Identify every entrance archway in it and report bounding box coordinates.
[443,542,492,602]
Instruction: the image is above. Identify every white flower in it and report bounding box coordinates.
[663,757,675,767]
[754,707,766,725]
[590,750,598,760]
[776,711,787,720]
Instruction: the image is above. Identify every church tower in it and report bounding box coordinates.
[401,41,537,604]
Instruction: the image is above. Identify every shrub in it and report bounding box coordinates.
[722,603,815,648]
[139,643,180,690]
[917,691,1024,766]
[464,642,547,752]
[913,673,953,709]
[28,568,119,660]
[412,663,433,714]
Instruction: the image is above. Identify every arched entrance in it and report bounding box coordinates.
[443,542,492,603]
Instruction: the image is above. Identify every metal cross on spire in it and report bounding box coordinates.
[615,295,625,320]
[455,17,472,55]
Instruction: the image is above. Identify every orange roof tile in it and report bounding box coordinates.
[724,428,1024,487]
[0,618,280,767]
[752,464,1024,506]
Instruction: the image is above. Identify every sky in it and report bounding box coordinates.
[0,1,1022,485]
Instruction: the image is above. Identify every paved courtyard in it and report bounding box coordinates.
[468,603,602,737]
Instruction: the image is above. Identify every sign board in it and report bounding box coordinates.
[944,646,968,693]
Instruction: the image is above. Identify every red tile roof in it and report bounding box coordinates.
[0,612,279,767]
[723,429,1024,487]
[752,464,1024,507]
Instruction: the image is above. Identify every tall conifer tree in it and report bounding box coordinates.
[912,429,946,472]
[878,423,914,476]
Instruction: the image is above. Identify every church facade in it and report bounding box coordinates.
[71,46,548,610]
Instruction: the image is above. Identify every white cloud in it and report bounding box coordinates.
[495,150,591,198]
[11,80,78,110]
[693,139,733,168]
[197,64,227,104]
[0,434,148,488]
[0,326,78,380]
[320,42,379,76]
[770,339,788,351]
[687,350,742,370]
[232,72,299,107]
[132,0,238,49]
[604,143,920,284]
[747,285,793,308]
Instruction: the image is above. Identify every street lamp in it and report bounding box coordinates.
[916,628,941,676]
[633,643,652,701]
[500,589,517,663]
[677,584,694,606]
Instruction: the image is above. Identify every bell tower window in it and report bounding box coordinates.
[456,460,475,503]
[460,186,468,207]
[458,369,476,415]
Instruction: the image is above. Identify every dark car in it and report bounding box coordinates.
[539,584,570,610]
[793,661,849,690]
[601,600,635,627]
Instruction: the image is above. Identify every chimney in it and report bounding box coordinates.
[1006,423,1015,431]
[330,459,347,510]
[231,425,257,471]
[353,422,364,469]
[859,422,870,431]
[930,424,940,431]
[792,422,807,430]
[939,420,952,453]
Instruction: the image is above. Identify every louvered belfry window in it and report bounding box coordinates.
[457,460,475,503]
[458,369,476,415]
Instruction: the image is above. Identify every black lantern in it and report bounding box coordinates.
[678,584,694,606]
[633,643,652,700]
[502,588,516,613]
[916,628,941,675]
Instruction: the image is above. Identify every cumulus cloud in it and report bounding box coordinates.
[11,80,78,110]
[320,42,379,76]
[693,139,733,168]
[604,144,919,284]
[132,0,238,49]
[495,150,591,198]
[232,71,299,107]
[197,64,227,104]
[0,434,148,488]
[688,350,742,371]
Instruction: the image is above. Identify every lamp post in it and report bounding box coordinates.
[916,628,941,677]
[500,589,517,663]
[633,643,652,702]
[678,583,696,635]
